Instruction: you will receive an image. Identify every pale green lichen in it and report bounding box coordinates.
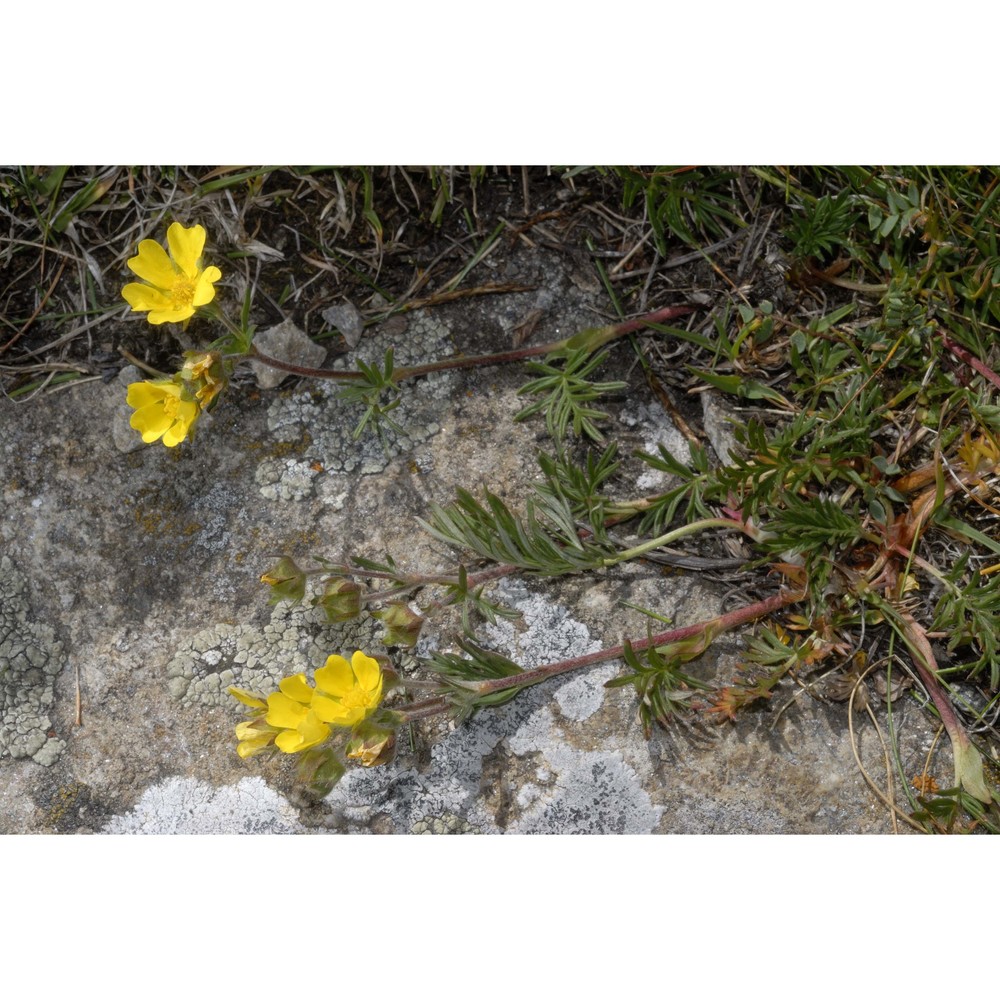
[262,313,453,493]
[166,601,412,708]
[411,812,474,835]
[0,556,66,765]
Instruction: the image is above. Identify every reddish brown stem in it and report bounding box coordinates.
[940,331,1000,391]
[248,304,696,382]
[468,586,804,697]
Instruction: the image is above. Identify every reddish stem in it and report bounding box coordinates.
[468,586,804,696]
[248,304,696,382]
[940,331,1000,391]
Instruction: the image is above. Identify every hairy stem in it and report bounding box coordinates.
[247,304,695,382]
[462,586,804,697]
[893,608,992,803]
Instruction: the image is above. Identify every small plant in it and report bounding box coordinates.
[785,190,861,262]
[115,183,1000,820]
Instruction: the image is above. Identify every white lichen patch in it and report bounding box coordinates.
[255,458,321,501]
[166,602,387,708]
[261,313,456,495]
[101,776,303,834]
[480,578,603,671]
[0,556,66,765]
[620,399,692,492]
[505,706,661,834]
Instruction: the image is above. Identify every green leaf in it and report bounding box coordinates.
[687,366,795,409]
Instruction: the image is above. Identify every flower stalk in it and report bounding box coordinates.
[892,608,992,803]
[452,585,805,699]
[247,304,695,382]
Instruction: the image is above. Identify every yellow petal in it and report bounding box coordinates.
[315,654,352,697]
[127,239,177,288]
[278,673,314,705]
[228,687,267,710]
[266,691,309,728]
[147,303,195,325]
[129,404,172,443]
[192,266,222,307]
[351,651,383,693]
[160,404,198,447]
[274,713,329,753]
[274,729,306,753]
[237,736,274,758]
[122,282,174,314]
[312,694,365,727]
[126,381,170,409]
[235,721,262,740]
[296,711,330,749]
[167,222,206,278]
[311,693,354,724]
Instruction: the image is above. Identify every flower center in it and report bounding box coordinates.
[161,394,181,420]
[341,687,376,712]
[170,277,196,308]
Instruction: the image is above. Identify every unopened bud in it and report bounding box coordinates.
[314,577,363,623]
[297,747,346,797]
[260,557,306,604]
[374,601,425,648]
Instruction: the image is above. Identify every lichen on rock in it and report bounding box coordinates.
[0,556,66,765]
[166,601,402,708]
[261,313,454,491]
[101,776,303,834]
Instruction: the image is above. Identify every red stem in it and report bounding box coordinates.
[940,331,1000,391]
[469,586,804,696]
[248,304,696,382]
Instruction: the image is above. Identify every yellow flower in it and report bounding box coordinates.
[229,652,384,761]
[179,350,226,409]
[313,651,384,728]
[122,222,222,325]
[126,379,200,447]
[265,673,331,754]
[234,718,280,758]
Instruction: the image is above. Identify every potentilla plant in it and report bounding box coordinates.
[119,211,1000,828]
[119,221,695,449]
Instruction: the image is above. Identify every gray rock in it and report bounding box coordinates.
[250,319,327,389]
[0,557,66,765]
[321,301,364,348]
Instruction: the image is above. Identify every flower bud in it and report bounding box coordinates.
[374,601,425,648]
[260,557,306,604]
[346,723,396,767]
[297,747,346,797]
[314,577,363,623]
